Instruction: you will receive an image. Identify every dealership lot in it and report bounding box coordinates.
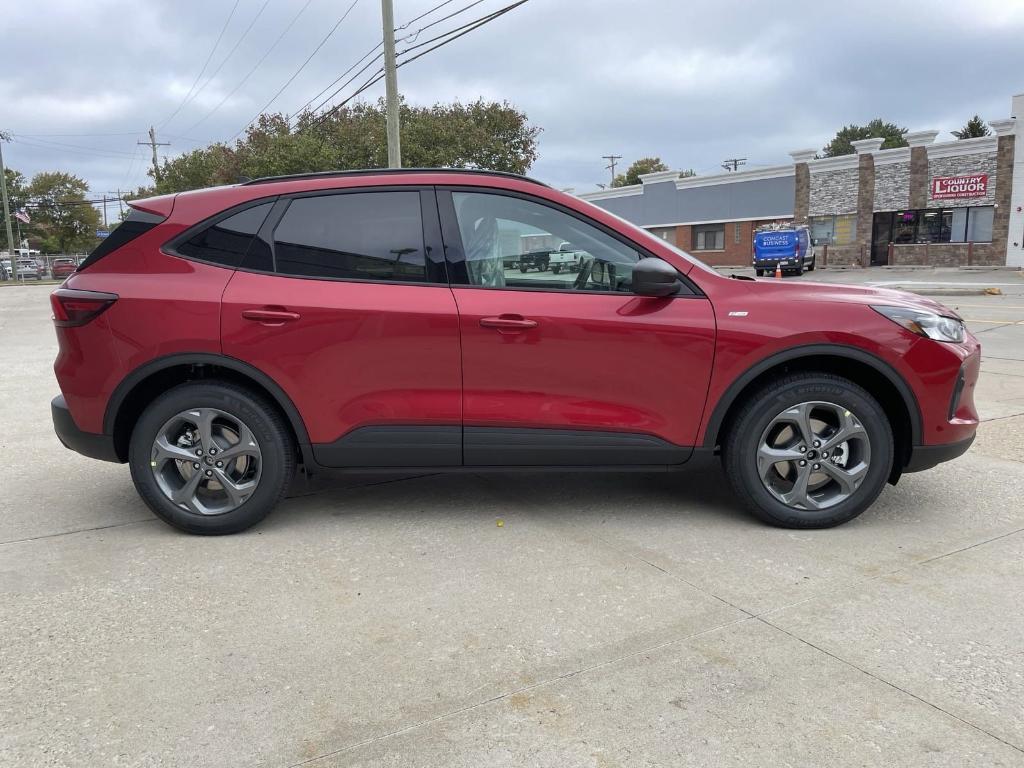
[3,274,1024,767]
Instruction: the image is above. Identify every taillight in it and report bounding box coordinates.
[51,288,118,327]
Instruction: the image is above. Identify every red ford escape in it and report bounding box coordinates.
[50,169,980,535]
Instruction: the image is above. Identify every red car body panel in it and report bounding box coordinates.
[221,270,462,444]
[452,288,716,447]
[52,170,980,473]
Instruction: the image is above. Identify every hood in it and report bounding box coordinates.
[737,277,961,319]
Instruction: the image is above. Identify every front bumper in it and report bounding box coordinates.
[904,434,975,472]
[51,395,121,463]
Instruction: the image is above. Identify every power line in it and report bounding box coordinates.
[157,0,241,130]
[231,0,363,140]
[290,0,484,123]
[183,0,315,134]
[10,136,138,159]
[396,0,487,49]
[302,0,529,134]
[169,0,274,130]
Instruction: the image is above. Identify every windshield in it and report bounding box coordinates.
[584,203,720,276]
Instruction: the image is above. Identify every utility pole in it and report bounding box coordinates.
[101,194,108,229]
[602,154,622,186]
[721,157,747,172]
[381,0,401,168]
[0,132,17,281]
[139,127,170,182]
[116,190,124,218]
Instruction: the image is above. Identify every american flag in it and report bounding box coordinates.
[13,208,30,224]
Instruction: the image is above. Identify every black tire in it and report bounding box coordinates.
[129,381,295,535]
[519,264,528,273]
[755,269,764,277]
[807,254,816,272]
[792,263,804,276]
[552,265,561,275]
[723,373,893,529]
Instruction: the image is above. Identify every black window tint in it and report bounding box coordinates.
[177,202,273,267]
[273,192,426,282]
[78,207,164,271]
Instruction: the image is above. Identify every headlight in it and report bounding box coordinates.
[872,305,965,343]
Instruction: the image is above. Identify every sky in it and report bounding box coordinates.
[2,0,1024,210]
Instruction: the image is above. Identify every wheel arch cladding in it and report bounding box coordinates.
[706,345,920,471]
[106,353,311,464]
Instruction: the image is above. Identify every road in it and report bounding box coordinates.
[2,273,1024,767]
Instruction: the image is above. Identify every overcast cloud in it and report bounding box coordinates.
[3,0,1023,202]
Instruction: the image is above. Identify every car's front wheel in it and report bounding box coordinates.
[723,373,893,528]
[129,381,295,534]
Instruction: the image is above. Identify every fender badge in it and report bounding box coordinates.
[728,311,749,317]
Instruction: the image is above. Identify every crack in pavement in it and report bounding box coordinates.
[0,517,156,546]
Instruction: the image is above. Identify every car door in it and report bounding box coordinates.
[220,187,463,467]
[437,188,716,467]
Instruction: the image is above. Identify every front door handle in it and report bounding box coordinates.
[479,314,538,332]
[242,307,301,326]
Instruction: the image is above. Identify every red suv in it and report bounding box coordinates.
[50,169,979,534]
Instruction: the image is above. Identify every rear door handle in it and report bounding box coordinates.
[479,315,538,332]
[242,308,301,325]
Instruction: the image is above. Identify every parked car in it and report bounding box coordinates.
[549,242,586,274]
[51,169,979,535]
[2,259,43,280]
[753,226,815,276]
[51,259,78,279]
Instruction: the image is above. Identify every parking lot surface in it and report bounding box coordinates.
[3,271,1024,767]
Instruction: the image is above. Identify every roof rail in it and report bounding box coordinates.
[241,167,549,188]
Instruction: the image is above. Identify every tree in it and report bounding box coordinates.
[145,98,542,195]
[822,119,908,157]
[26,172,101,254]
[611,158,695,187]
[951,115,990,140]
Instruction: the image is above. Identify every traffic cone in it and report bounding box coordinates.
[774,264,783,279]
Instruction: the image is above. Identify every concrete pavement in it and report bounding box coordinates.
[2,277,1024,767]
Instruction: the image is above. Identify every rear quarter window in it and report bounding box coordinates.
[174,202,274,269]
[78,208,166,271]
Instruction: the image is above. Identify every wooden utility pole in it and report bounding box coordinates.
[139,127,170,182]
[381,0,401,168]
[0,132,17,280]
[602,154,622,186]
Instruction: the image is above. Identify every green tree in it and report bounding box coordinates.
[147,98,542,195]
[822,119,908,157]
[951,115,990,140]
[611,159,694,187]
[26,172,101,254]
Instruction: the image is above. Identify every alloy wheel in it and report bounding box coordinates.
[756,401,871,510]
[150,408,262,516]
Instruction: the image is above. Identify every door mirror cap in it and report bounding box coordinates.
[632,257,682,297]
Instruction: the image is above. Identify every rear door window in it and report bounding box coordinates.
[175,202,273,268]
[272,192,427,282]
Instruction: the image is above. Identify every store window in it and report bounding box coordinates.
[877,206,994,245]
[693,224,724,251]
[809,215,857,246]
[648,227,676,243]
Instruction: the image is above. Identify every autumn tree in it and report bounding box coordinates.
[26,172,101,254]
[145,98,542,195]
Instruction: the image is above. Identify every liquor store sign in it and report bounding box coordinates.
[931,174,988,200]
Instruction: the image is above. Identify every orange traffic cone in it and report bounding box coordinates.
[774,264,783,279]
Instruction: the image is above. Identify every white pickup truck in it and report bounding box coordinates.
[548,242,587,275]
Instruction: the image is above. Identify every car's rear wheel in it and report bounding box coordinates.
[755,269,764,277]
[129,381,294,535]
[552,265,561,274]
[723,373,893,528]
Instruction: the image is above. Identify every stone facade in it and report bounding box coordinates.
[809,168,858,215]
[909,147,929,208]
[874,162,910,211]
[793,163,810,225]
[926,153,997,208]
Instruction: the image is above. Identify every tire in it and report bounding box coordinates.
[552,265,561,275]
[807,254,816,272]
[129,381,295,535]
[792,262,804,276]
[723,373,893,529]
[519,264,528,273]
[755,269,764,277]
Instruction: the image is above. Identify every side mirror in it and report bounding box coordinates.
[631,257,681,297]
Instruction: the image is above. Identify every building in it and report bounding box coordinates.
[580,92,1023,268]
